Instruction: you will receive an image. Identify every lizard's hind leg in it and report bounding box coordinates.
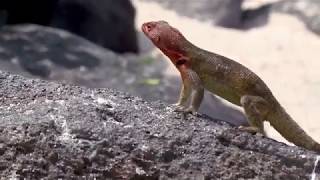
[240,95,270,135]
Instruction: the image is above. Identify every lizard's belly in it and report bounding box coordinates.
[202,77,241,106]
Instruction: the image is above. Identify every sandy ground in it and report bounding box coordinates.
[133,0,320,145]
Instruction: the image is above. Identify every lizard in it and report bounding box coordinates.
[141,20,320,153]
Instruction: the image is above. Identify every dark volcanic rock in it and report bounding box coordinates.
[0,0,138,53]
[0,71,319,179]
[139,0,243,28]
[241,4,271,30]
[51,0,138,53]
[0,0,57,25]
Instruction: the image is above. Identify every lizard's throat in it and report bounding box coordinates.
[161,47,188,67]
[161,48,181,60]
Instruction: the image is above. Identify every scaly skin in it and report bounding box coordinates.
[142,20,320,153]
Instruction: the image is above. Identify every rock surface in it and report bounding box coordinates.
[0,71,319,179]
[0,0,138,53]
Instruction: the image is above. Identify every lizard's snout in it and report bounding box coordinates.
[142,22,155,34]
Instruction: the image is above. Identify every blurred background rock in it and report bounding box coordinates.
[0,0,138,53]
[0,0,319,144]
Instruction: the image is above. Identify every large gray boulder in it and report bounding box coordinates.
[0,71,319,179]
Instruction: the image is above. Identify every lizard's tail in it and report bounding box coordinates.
[268,104,320,153]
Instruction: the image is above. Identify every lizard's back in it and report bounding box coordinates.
[189,48,276,106]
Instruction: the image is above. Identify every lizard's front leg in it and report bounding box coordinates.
[174,79,192,110]
[176,66,204,115]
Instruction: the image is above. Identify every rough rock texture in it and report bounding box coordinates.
[139,0,243,28]
[0,71,319,179]
[272,0,320,35]
[0,0,138,53]
[0,24,247,126]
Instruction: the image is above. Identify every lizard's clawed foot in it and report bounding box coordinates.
[183,107,198,115]
[173,102,183,107]
[173,103,186,112]
[173,104,198,115]
[238,126,264,135]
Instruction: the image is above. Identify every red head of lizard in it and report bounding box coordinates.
[142,21,191,67]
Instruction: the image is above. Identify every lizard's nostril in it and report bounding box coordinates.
[142,22,154,33]
[146,25,152,32]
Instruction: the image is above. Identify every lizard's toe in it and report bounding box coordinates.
[173,105,186,112]
[238,126,258,133]
[238,126,265,135]
[183,107,198,115]
[173,102,183,107]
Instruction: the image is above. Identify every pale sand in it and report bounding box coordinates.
[133,0,320,144]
